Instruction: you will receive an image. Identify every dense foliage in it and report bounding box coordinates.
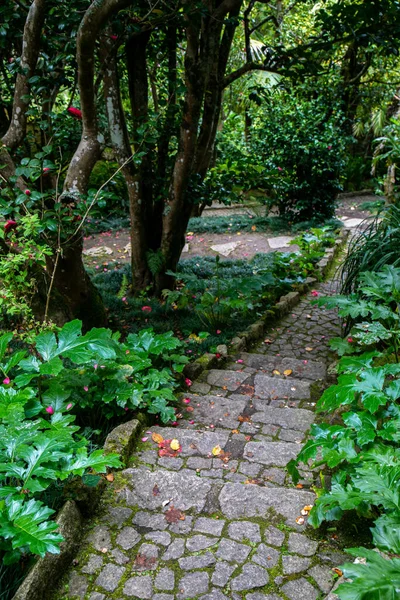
[288,266,400,599]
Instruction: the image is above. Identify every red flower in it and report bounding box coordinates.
[347,337,354,343]
[67,106,83,120]
[277,166,283,171]
[141,306,152,313]
[310,290,319,297]
[185,378,192,387]
[4,220,17,234]
[25,189,31,196]
[215,353,221,359]
[110,34,118,41]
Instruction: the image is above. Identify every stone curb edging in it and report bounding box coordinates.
[12,421,142,600]
[184,228,350,378]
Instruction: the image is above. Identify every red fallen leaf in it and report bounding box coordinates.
[186,406,194,412]
[164,506,185,523]
[134,553,157,569]
[152,484,160,496]
[245,435,252,441]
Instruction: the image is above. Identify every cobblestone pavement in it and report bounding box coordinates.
[54,279,346,600]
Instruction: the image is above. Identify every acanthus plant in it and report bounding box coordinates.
[287,266,400,600]
[0,320,187,563]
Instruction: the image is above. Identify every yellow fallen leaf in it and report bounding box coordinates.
[237,232,241,235]
[303,505,313,512]
[273,370,281,375]
[170,439,180,451]
[105,473,114,482]
[251,225,257,231]
[305,347,313,352]
[212,445,222,456]
[283,369,292,376]
[187,231,194,236]
[152,432,164,444]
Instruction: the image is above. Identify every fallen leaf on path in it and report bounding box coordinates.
[212,445,222,456]
[283,369,293,376]
[164,506,185,523]
[152,432,164,444]
[305,347,313,352]
[296,516,305,525]
[152,484,160,496]
[264,338,272,344]
[170,439,180,451]
[238,415,250,423]
[105,473,114,482]
[333,568,343,577]
[134,554,157,569]
[273,370,281,375]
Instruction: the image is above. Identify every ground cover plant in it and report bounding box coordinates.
[288,266,400,599]
[94,228,337,359]
[341,204,400,294]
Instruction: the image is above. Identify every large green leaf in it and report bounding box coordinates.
[0,497,63,557]
[316,374,358,412]
[337,548,400,600]
[371,514,400,553]
[354,368,387,413]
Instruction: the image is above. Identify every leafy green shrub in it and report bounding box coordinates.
[0,328,122,564]
[288,266,400,600]
[250,94,348,221]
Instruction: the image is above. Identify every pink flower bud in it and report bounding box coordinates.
[185,378,192,387]
[216,330,221,335]
[83,386,89,392]
[183,398,191,404]
[311,290,319,297]
[141,305,152,313]
[46,406,54,415]
[25,189,31,196]
[2,377,10,385]
[66,403,73,410]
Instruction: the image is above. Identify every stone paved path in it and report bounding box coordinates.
[55,279,345,600]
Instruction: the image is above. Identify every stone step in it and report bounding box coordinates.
[205,369,251,392]
[251,405,315,432]
[232,353,326,381]
[118,466,315,526]
[184,393,248,429]
[254,373,311,400]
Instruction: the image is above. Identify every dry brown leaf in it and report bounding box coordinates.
[296,483,303,489]
[164,506,185,523]
[332,568,343,577]
[105,473,114,482]
[251,225,257,231]
[152,484,160,496]
[238,415,250,423]
[134,553,157,569]
[231,429,239,434]
[152,432,164,444]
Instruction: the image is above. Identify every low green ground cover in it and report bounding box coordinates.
[289,266,400,600]
[94,228,336,360]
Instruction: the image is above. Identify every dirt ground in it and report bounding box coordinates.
[82,193,378,270]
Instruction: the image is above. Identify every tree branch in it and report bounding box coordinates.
[223,61,278,87]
